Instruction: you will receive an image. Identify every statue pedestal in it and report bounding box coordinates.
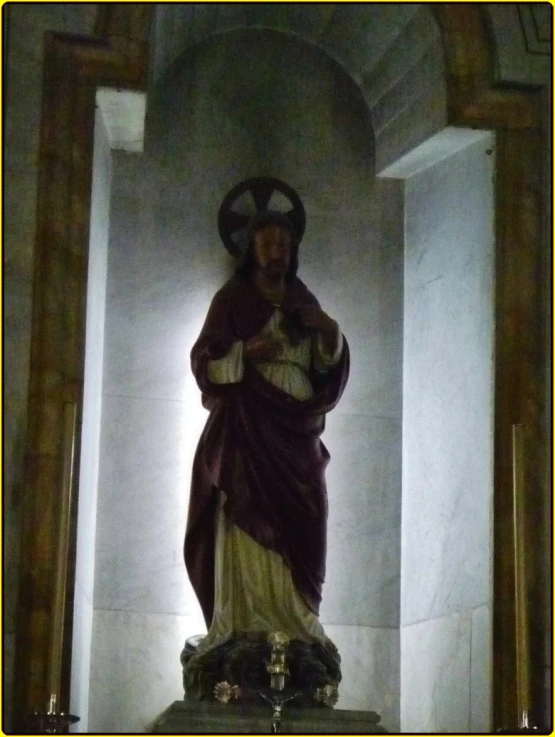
[181,632,342,703]
[152,700,387,734]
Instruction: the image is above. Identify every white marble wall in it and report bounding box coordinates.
[326,625,400,731]
[383,128,495,732]
[70,107,111,732]
[401,605,492,733]
[89,610,194,733]
[90,29,403,733]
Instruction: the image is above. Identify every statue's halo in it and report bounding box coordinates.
[218,177,306,257]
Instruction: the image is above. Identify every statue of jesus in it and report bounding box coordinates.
[183,209,350,699]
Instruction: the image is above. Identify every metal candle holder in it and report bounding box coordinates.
[26,406,81,734]
[28,694,80,734]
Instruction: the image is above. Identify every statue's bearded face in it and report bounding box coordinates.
[252,224,292,279]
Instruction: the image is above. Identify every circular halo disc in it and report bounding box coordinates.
[218,177,306,257]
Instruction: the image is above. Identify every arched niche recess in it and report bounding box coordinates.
[13,3,547,732]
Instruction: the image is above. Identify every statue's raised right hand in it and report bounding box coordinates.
[244,335,282,362]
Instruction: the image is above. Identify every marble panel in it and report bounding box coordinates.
[88,609,202,734]
[470,604,492,732]
[326,322,402,422]
[324,624,400,733]
[94,394,207,618]
[74,110,110,602]
[70,583,94,732]
[74,474,98,602]
[301,213,403,421]
[103,186,235,401]
[75,377,101,596]
[401,266,494,624]
[404,134,495,295]
[110,152,245,225]
[106,195,231,299]
[401,137,495,625]
[109,153,170,202]
[320,414,401,628]
[401,611,471,733]
[103,292,217,403]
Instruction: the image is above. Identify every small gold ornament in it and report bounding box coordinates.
[213,681,240,704]
[314,682,339,707]
[268,631,290,649]
[267,631,290,691]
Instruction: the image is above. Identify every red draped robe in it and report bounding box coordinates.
[185,275,350,631]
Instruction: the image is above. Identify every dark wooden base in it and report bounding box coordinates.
[181,632,341,705]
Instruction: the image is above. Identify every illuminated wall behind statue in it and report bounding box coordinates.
[88,29,403,733]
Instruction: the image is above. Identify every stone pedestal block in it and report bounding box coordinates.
[153,700,387,734]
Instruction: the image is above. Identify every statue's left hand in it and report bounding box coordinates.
[297,306,338,335]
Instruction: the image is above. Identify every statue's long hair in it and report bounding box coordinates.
[235,211,299,284]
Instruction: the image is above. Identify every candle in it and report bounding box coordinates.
[512,424,531,725]
[47,403,77,711]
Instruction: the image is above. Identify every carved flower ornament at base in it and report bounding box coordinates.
[314,682,339,707]
[214,681,241,704]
